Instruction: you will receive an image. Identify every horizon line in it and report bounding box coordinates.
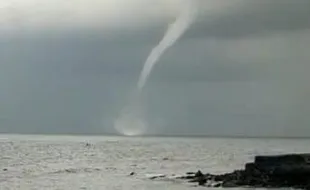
[0,132,310,140]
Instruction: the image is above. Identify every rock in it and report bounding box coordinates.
[3,168,7,171]
[187,170,207,186]
[147,174,166,180]
[195,170,204,178]
[178,153,310,190]
[186,172,195,175]
[213,182,222,187]
[189,176,207,185]
[129,172,135,176]
[198,178,207,186]
[245,163,258,173]
[255,154,310,166]
[272,165,310,176]
[178,175,195,180]
[85,143,91,147]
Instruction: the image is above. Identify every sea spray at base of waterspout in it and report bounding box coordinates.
[114,1,196,136]
[114,110,146,136]
[114,92,147,136]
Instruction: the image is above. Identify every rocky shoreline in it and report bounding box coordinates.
[164,154,310,189]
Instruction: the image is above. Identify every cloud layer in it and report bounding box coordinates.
[189,0,310,38]
[0,0,310,137]
[0,0,191,32]
[1,0,310,38]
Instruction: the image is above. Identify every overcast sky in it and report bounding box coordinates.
[0,0,310,137]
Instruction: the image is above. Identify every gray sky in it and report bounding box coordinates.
[0,0,310,137]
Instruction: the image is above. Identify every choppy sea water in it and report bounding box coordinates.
[1,135,310,190]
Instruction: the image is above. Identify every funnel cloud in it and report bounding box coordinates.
[115,0,196,136]
[138,1,196,90]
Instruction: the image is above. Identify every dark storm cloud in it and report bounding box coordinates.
[187,0,310,39]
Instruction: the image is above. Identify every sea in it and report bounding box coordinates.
[1,134,310,190]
